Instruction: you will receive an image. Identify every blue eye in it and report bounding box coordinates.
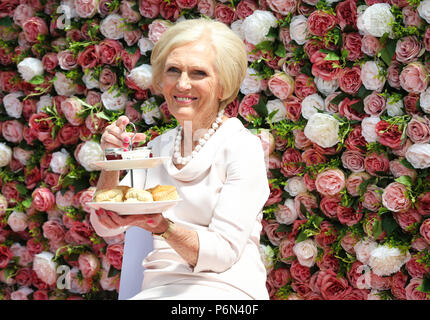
[194,70,207,76]
[167,67,180,73]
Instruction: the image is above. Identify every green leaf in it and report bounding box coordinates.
[0,17,12,27]
[380,39,396,65]
[417,275,430,293]
[372,219,383,239]
[399,158,415,170]
[253,95,268,119]
[323,51,340,61]
[395,175,413,188]
[295,230,308,243]
[96,111,112,121]
[16,183,28,196]
[382,214,398,235]
[350,100,365,114]
[28,75,45,85]
[330,92,347,106]
[22,198,32,209]
[108,265,121,278]
[274,42,286,58]
[276,224,292,233]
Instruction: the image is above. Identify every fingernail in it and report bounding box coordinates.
[124,137,129,143]
[147,219,154,224]
[123,148,128,151]
[123,142,129,147]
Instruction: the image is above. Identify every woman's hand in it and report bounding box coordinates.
[95,209,169,234]
[100,115,146,151]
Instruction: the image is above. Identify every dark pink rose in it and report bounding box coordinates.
[289,260,311,283]
[2,120,24,143]
[315,221,337,248]
[65,221,93,246]
[405,278,430,300]
[32,187,55,212]
[239,93,260,121]
[294,193,318,219]
[391,271,408,300]
[106,243,124,270]
[406,115,430,143]
[364,152,390,176]
[363,92,386,116]
[284,96,302,122]
[214,3,237,24]
[139,0,160,18]
[124,29,142,47]
[42,220,65,243]
[337,204,363,226]
[281,148,304,178]
[267,267,291,289]
[420,218,430,244]
[307,10,337,36]
[236,0,257,19]
[362,185,383,212]
[387,61,402,89]
[99,39,123,65]
[341,150,365,172]
[336,0,357,30]
[320,195,341,219]
[120,0,141,22]
[338,66,362,94]
[361,34,382,57]
[417,192,430,216]
[311,51,340,81]
[406,254,430,278]
[317,269,352,300]
[42,52,58,73]
[160,0,180,21]
[342,32,363,61]
[77,45,100,70]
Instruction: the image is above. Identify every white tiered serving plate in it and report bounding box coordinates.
[92,157,170,171]
[87,199,181,215]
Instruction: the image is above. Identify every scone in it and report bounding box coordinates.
[150,185,179,201]
[94,188,125,202]
[125,188,153,202]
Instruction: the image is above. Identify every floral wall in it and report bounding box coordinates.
[0,0,429,301]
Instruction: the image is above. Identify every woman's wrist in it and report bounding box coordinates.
[152,218,175,239]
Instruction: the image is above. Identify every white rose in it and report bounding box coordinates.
[10,287,33,300]
[17,57,44,82]
[138,37,154,56]
[292,239,318,267]
[405,143,430,169]
[418,0,430,24]
[420,86,430,114]
[240,67,263,95]
[53,72,76,96]
[0,194,7,216]
[361,61,386,92]
[3,91,24,119]
[230,20,244,40]
[82,70,100,90]
[274,198,297,225]
[266,98,287,122]
[13,147,33,166]
[301,93,325,120]
[0,143,12,167]
[100,14,125,40]
[36,94,53,113]
[361,116,380,143]
[141,97,161,125]
[77,140,104,171]
[7,211,28,232]
[387,96,404,117]
[304,113,340,148]
[315,77,339,96]
[354,238,378,264]
[368,244,410,276]
[32,252,58,286]
[289,15,309,45]
[128,64,152,90]
[259,244,275,273]
[356,5,368,35]
[361,3,395,37]
[242,10,278,45]
[101,88,128,111]
[50,148,70,174]
[284,176,307,197]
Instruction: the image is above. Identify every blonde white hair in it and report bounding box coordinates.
[150,18,248,110]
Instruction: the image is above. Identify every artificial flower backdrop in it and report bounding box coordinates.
[0,0,429,300]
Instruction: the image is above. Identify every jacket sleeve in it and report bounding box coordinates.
[193,133,270,273]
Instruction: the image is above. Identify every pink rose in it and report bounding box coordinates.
[394,207,422,232]
[79,187,96,214]
[57,50,78,71]
[214,3,237,24]
[364,152,390,176]
[239,93,260,121]
[342,32,363,61]
[99,67,117,92]
[403,6,423,27]
[22,16,48,43]
[307,10,337,37]
[32,187,55,212]
[399,62,429,94]
[57,124,80,145]
[337,204,363,226]
[341,150,365,173]
[336,0,357,30]
[160,0,180,20]
[262,219,286,246]
[2,120,24,143]
[389,159,417,181]
[406,115,430,144]
[316,269,352,300]
[294,192,318,219]
[424,27,430,52]
[120,1,141,22]
[77,44,100,70]
[139,0,160,18]
[361,184,383,212]
[78,252,100,278]
[301,148,326,167]
[284,96,302,122]
[281,148,304,178]
[405,278,430,300]
[106,243,124,270]
[406,255,429,278]
[420,218,430,244]
[267,267,291,289]
[315,168,345,197]
[289,260,311,283]
[382,182,412,212]
[391,271,408,300]
[236,0,257,19]
[294,73,317,100]
[361,34,382,57]
[75,0,98,18]
[99,39,123,65]
[268,72,295,100]
[363,92,386,116]
[417,192,430,216]
[315,221,337,248]
[395,36,422,64]
[403,93,421,115]
[65,221,93,246]
[311,51,340,81]
[197,0,215,16]
[148,20,170,44]
[42,220,65,243]
[274,202,297,225]
[13,4,34,27]
[387,61,402,89]
[279,238,295,264]
[266,0,296,15]
[61,97,84,126]
[320,195,341,219]
[338,66,362,94]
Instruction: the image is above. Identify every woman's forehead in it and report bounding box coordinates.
[165,41,216,66]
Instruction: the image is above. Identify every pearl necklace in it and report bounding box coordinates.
[173,110,224,165]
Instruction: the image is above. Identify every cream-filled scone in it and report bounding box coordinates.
[94,188,125,202]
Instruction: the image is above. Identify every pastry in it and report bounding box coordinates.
[94,188,125,202]
[150,185,179,201]
[125,188,153,202]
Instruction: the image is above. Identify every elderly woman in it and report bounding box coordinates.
[90,19,270,300]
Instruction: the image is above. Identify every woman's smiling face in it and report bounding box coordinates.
[160,40,223,128]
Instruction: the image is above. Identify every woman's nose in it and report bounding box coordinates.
[176,72,191,90]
